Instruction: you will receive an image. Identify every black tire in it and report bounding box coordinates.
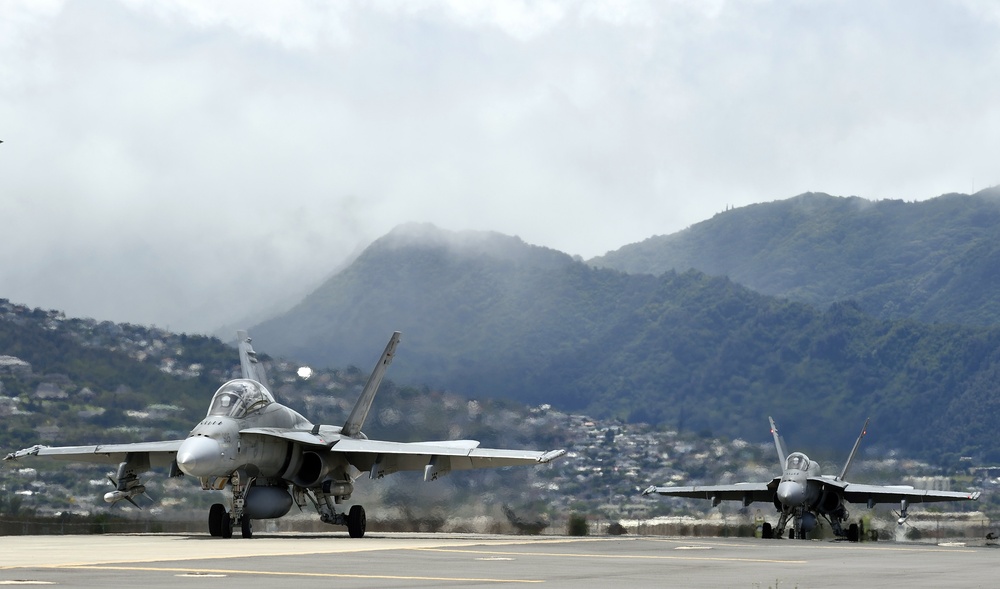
[242,517,253,539]
[347,505,366,538]
[788,529,795,539]
[209,504,226,537]
[847,523,859,543]
[761,522,773,539]
[221,512,233,539]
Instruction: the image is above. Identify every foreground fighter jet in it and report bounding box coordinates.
[643,417,979,541]
[5,331,565,538]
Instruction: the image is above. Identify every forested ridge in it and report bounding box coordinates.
[251,223,1000,462]
[592,188,1000,325]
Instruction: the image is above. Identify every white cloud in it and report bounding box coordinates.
[1,0,998,332]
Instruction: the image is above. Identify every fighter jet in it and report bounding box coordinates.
[5,331,565,538]
[643,417,979,541]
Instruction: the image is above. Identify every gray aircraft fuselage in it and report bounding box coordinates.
[643,417,980,541]
[177,378,361,512]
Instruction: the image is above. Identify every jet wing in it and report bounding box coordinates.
[4,440,185,467]
[840,483,981,505]
[642,479,779,505]
[239,428,564,481]
[329,438,565,481]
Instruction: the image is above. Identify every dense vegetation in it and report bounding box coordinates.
[0,315,229,448]
[0,300,572,462]
[251,223,1000,462]
[591,188,1000,325]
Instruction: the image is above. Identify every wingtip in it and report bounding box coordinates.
[537,449,567,463]
[4,445,44,461]
[642,485,657,496]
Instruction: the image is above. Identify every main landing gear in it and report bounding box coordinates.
[206,479,366,539]
[206,501,364,539]
[208,503,255,538]
[208,503,232,538]
[347,505,366,538]
[296,485,368,538]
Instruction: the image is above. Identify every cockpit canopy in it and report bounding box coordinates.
[785,452,810,472]
[208,379,275,418]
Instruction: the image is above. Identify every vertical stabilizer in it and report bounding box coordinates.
[237,330,269,388]
[342,332,402,438]
[838,418,869,481]
[769,416,787,467]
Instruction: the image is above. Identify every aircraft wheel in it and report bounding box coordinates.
[761,522,773,539]
[847,523,859,543]
[208,503,226,537]
[788,529,795,539]
[347,505,366,538]
[242,517,253,539]
[221,513,233,539]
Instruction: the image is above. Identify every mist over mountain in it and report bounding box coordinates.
[251,222,1000,461]
[591,188,1000,325]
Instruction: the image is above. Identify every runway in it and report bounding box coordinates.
[0,533,995,588]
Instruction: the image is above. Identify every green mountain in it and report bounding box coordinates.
[251,223,1000,461]
[0,300,546,451]
[590,188,1000,325]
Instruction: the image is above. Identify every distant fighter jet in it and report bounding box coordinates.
[643,417,979,541]
[5,331,565,538]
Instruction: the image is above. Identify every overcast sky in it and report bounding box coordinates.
[2,0,998,334]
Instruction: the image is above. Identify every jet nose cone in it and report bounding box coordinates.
[176,436,222,477]
[776,481,806,507]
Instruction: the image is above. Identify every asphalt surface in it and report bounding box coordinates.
[0,533,996,588]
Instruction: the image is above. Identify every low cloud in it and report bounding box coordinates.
[1,0,997,332]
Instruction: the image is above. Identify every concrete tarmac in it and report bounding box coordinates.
[0,533,995,588]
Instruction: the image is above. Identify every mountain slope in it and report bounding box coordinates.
[251,223,1000,460]
[590,189,1000,325]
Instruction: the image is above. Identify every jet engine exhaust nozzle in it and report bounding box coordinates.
[176,436,223,477]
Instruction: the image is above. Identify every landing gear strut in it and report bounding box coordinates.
[297,485,367,538]
[207,470,256,539]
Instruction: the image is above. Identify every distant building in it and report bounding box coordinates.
[0,355,32,377]
[34,382,68,400]
[905,476,952,492]
[34,424,61,442]
[0,396,22,416]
